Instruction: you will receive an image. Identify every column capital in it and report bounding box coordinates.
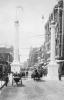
[14,20,19,26]
[15,20,19,23]
[50,21,56,29]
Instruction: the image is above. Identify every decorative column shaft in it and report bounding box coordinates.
[50,21,56,62]
[11,20,20,73]
[14,20,19,62]
[47,21,59,80]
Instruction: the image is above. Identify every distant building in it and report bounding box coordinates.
[0,45,14,63]
[28,47,38,67]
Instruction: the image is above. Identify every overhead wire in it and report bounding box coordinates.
[19,48,30,49]
[19,33,62,41]
[19,54,29,56]
[19,34,45,42]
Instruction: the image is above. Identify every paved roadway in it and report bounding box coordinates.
[0,75,64,100]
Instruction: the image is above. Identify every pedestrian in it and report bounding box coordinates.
[5,76,9,86]
[26,71,28,77]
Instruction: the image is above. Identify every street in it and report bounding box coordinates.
[0,0,64,100]
[0,75,64,100]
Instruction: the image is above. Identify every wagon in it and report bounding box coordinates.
[12,72,22,86]
[31,69,43,80]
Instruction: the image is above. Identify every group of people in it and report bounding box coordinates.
[4,70,29,87]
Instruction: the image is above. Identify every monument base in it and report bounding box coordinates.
[47,61,59,80]
[11,61,21,73]
[9,61,21,85]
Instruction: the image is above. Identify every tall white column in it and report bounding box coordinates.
[14,20,19,62]
[50,21,56,62]
[47,21,59,79]
[11,20,20,73]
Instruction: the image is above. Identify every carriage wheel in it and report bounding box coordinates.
[21,80,22,85]
[16,82,18,86]
[12,78,13,86]
[58,74,61,81]
[59,75,61,80]
[12,74,14,86]
[33,77,35,81]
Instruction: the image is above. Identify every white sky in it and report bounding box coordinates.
[0,0,58,63]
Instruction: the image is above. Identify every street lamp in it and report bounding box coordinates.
[15,6,24,20]
[11,6,24,73]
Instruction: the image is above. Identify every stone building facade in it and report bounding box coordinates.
[45,0,63,63]
[0,45,13,63]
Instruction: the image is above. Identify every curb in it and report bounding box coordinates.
[0,82,6,95]
[0,82,5,90]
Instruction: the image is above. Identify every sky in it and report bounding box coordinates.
[0,0,58,63]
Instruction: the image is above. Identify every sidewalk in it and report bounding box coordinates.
[43,75,64,81]
[0,74,12,90]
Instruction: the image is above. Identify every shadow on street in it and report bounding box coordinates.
[18,84,25,87]
[12,83,25,87]
[34,79,46,82]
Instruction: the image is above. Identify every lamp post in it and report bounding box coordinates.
[47,0,64,80]
[11,6,23,73]
[16,6,24,20]
[14,6,23,63]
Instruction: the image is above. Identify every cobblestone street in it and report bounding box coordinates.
[0,77,64,100]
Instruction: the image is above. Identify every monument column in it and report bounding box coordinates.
[11,20,20,73]
[14,20,19,62]
[47,21,59,79]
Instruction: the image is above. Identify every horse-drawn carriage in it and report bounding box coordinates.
[31,69,43,80]
[12,72,22,86]
[31,64,47,80]
[12,71,28,86]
